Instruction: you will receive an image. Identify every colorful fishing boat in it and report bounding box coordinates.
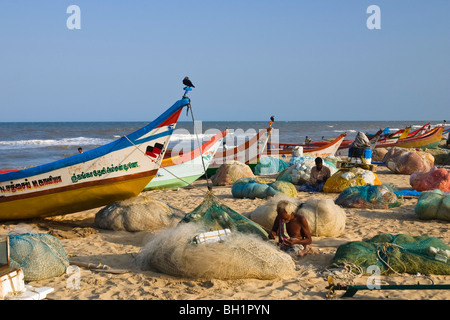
[0,92,190,221]
[144,129,227,190]
[266,133,347,160]
[378,126,444,149]
[205,126,273,176]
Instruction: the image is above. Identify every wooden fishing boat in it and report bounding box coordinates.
[205,126,272,176]
[144,129,226,190]
[0,94,190,221]
[378,126,444,149]
[266,133,347,160]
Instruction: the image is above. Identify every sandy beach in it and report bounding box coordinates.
[1,166,449,302]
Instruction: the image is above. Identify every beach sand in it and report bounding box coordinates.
[1,166,449,301]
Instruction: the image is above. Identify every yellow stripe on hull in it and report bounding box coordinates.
[0,174,155,221]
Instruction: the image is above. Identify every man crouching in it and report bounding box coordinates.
[269,200,312,257]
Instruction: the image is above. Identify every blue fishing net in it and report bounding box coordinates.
[231,177,297,199]
[254,157,289,175]
[8,233,70,281]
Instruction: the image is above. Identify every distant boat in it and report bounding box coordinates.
[0,93,190,221]
[144,129,227,190]
[377,125,444,149]
[205,126,273,176]
[266,133,347,160]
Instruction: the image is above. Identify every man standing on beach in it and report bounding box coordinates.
[269,200,312,257]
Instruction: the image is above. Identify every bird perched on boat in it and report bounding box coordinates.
[269,115,275,127]
[183,77,195,88]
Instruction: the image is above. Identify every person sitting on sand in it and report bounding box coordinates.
[269,200,312,257]
[310,157,331,188]
[298,157,331,193]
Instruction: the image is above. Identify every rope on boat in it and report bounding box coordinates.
[186,97,213,191]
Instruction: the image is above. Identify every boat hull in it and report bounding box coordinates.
[0,97,189,221]
[144,131,224,190]
[205,127,272,176]
[1,171,156,220]
[267,133,347,162]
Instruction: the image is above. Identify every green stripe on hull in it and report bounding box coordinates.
[144,174,202,190]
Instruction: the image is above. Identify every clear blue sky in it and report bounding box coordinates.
[1,0,449,122]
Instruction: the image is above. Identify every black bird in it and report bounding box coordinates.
[270,115,275,122]
[183,77,195,88]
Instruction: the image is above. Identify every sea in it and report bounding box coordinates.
[0,120,445,171]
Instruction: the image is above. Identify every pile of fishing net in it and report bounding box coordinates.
[415,189,450,221]
[384,147,434,175]
[180,191,268,238]
[95,195,183,232]
[410,167,450,192]
[323,167,381,193]
[331,234,450,275]
[427,148,450,166]
[245,194,346,237]
[298,198,346,237]
[136,223,295,280]
[254,156,289,175]
[231,177,297,199]
[211,161,255,186]
[276,156,338,185]
[136,191,296,280]
[335,184,403,209]
[8,233,70,281]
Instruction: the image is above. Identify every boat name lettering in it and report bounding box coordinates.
[71,162,139,183]
[0,175,62,194]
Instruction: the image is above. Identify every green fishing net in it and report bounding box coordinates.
[415,189,450,221]
[180,190,268,239]
[332,234,450,275]
[136,191,298,280]
[335,184,403,209]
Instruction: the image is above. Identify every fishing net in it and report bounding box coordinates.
[95,195,183,232]
[254,156,289,175]
[384,147,434,175]
[331,234,450,275]
[245,194,303,230]
[246,195,346,237]
[410,167,450,192]
[211,161,255,186]
[323,168,381,193]
[231,177,297,199]
[136,222,295,280]
[298,199,346,237]
[180,190,268,239]
[415,189,450,221]
[335,184,403,209]
[8,233,70,281]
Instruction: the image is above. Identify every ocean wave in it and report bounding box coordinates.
[333,129,356,133]
[0,137,112,150]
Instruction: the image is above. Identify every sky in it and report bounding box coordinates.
[0,0,449,122]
